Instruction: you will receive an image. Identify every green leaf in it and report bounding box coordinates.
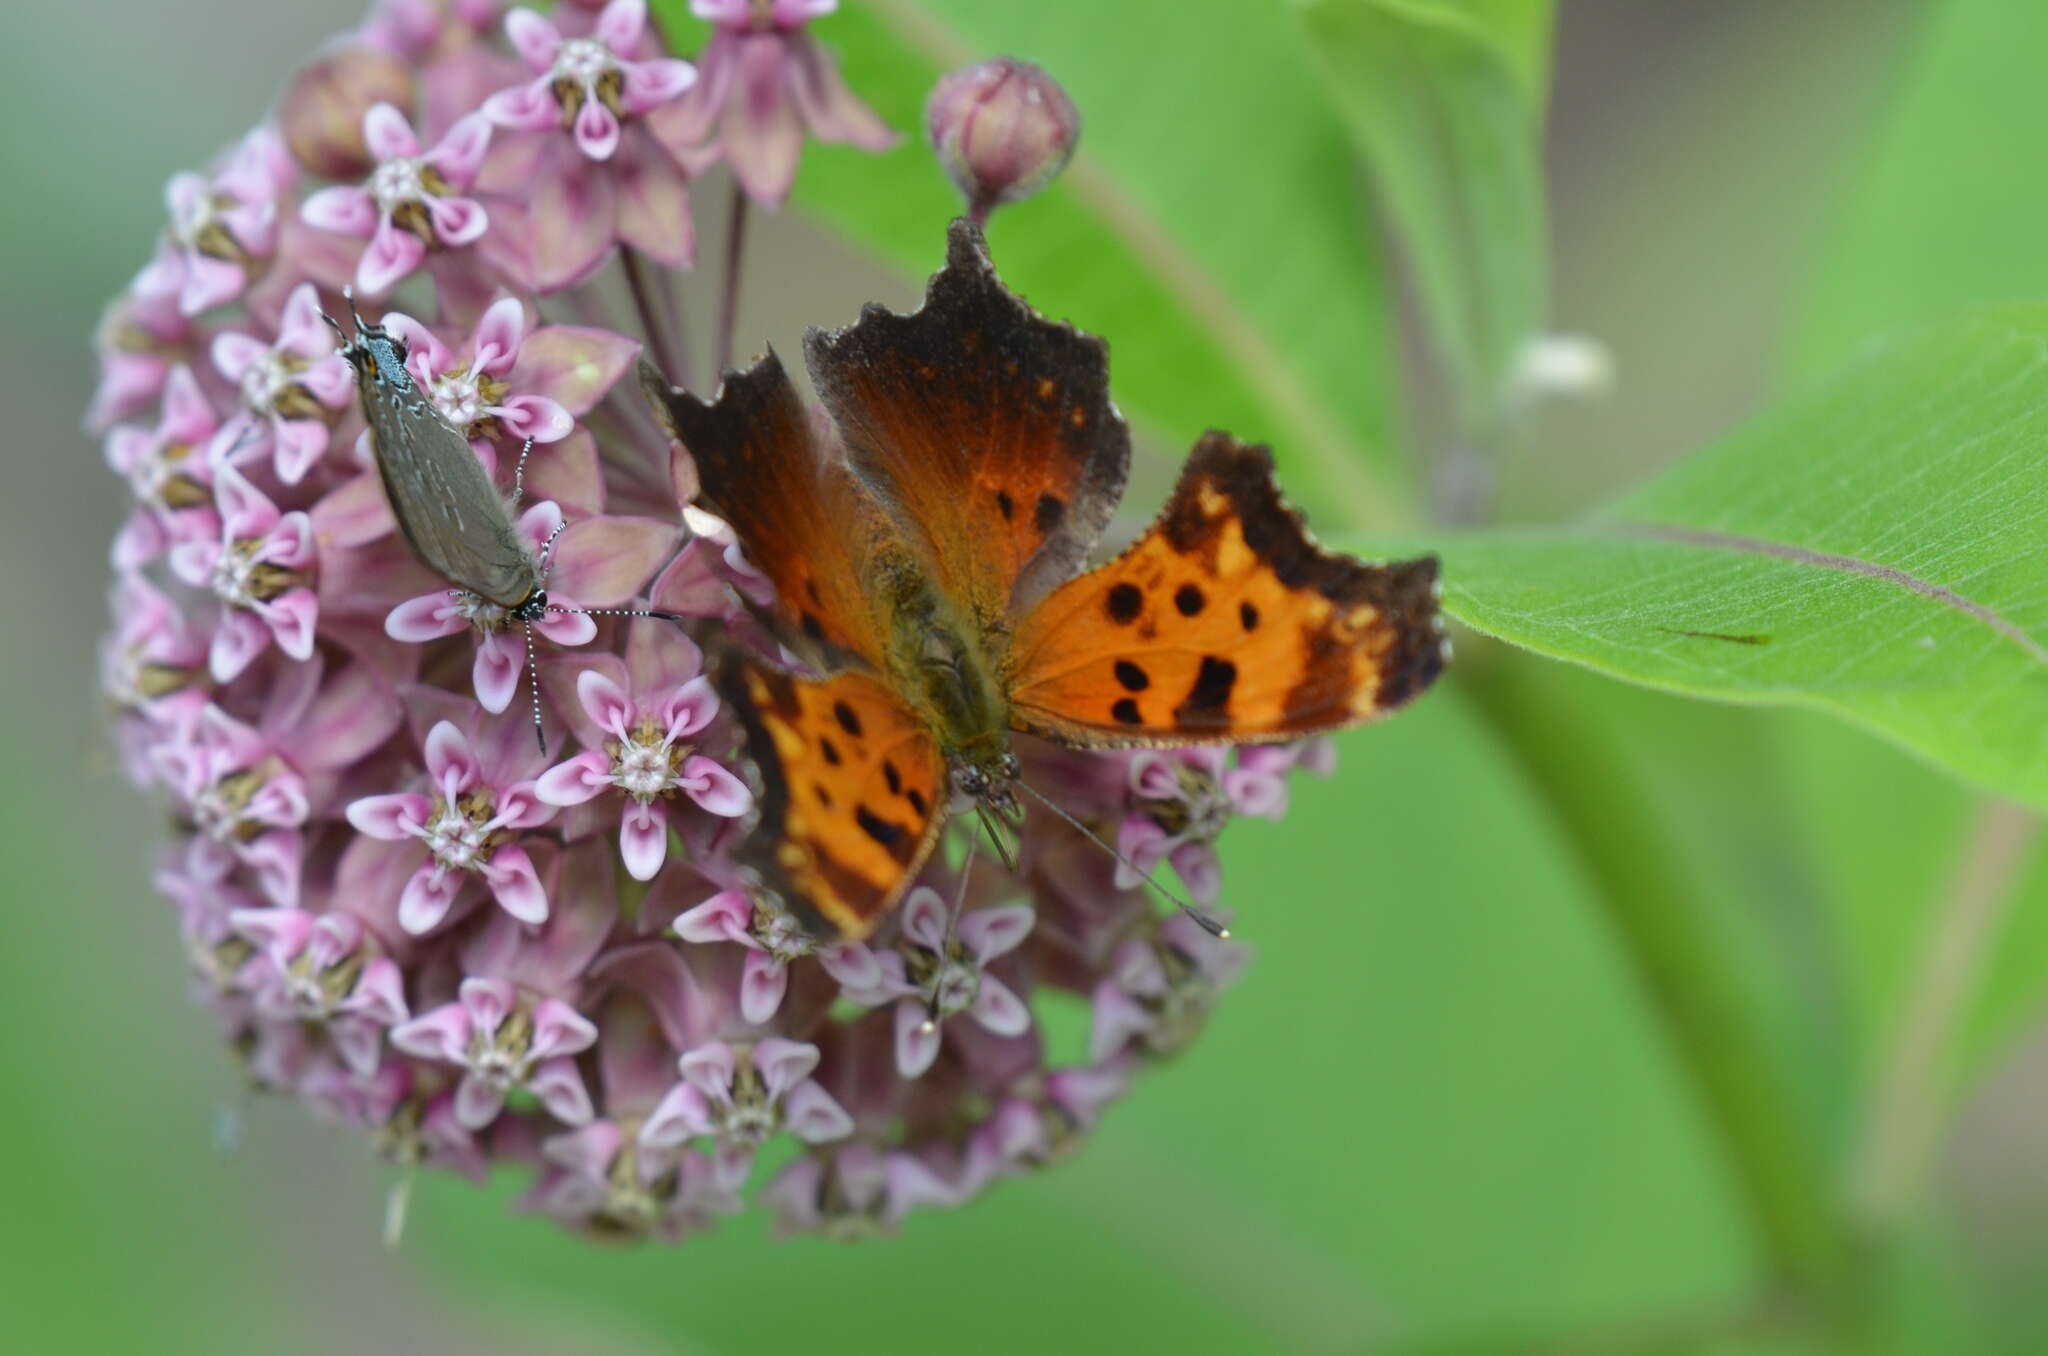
[1374,304,2048,812]
[1797,0,2048,378]
[763,0,1413,529]
[1294,0,1551,433]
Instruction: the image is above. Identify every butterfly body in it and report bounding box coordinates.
[642,221,1446,940]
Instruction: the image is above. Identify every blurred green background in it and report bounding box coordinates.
[10,0,2048,1351]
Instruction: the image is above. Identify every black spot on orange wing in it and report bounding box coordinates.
[1174,583,1205,616]
[882,759,901,794]
[1239,601,1260,630]
[834,701,863,737]
[1175,656,1237,728]
[856,804,905,849]
[995,489,1015,521]
[1034,493,1064,533]
[907,788,928,816]
[1111,697,1143,725]
[819,735,841,765]
[1114,660,1150,692]
[1106,582,1143,624]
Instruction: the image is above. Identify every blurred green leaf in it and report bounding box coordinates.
[1797,0,2048,378]
[1370,305,2048,812]
[761,0,1413,528]
[1294,0,1550,434]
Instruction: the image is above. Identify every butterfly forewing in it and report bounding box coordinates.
[1005,432,1445,745]
[805,219,1130,621]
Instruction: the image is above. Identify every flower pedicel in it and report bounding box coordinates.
[93,0,1442,1244]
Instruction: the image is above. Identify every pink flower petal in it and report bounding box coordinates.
[481,78,561,132]
[472,630,525,713]
[640,1081,708,1148]
[530,997,600,1060]
[363,101,423,160]
[482,843,548,924]
[357,222,428,296]
[386,591,469,642]
[783,1081,853,1143]
[738,950,788,1024]
[619,800,669,881]
[503,7,562,72]
[661,675,717,739]
[271,419,332,484]
[529,1057,595,1124]
[210,611,272,682]
[595,0,648,53]
[532,607,597,646]
[460,977,519,1032]
[620,58,696,115]
[548,515,677,606]
[681,756,750,818]
[427,195,490,247]
[894,998,941,1078]
[573,99,622,161]
[301,185,378,237]
[535,751,611,806]
[210,331,270,383]
[391,1001,474,1062]
[506,326,640,413]
[574,667,635,736]
[423,720,482,793]
[960,904,1034,964]
[399,862,460,934]
[454,1073,508,1129]
[818,941,882,993]
[427,112,495,185]
[612,139,695,267]
[970,973,1031,1037]
[899,886,948,953]
[490,393,572,442]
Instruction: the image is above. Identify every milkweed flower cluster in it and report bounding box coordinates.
[93,0,1328,1243]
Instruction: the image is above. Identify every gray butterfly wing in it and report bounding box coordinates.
[364,384,540,609]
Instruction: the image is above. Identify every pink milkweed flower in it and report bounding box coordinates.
[640,1038,853,1171]
[652,0,894,208]
[167,461,318,681]
[101,572,209,739]
[346,718,556,932]
[380,499,638,714]
[207,283,353,484]
[845,888,1035,1078]
[668,870,881,1023]
[151,704,311,908]
[136,126,296,317]
[961,1063,1127,1193]
[104,364,222,569]
[529,1124,743,1238]
[1090,911,1251,1062]
[88,278,199,432]
[378,296,605,453]
[390,976,598,1128]
[483,0,695,163]
[300,104,493,296]
[760,1142,957,1239]
[230,908,410,1075]
[1115,747,1291,906]
[535,630,752,881]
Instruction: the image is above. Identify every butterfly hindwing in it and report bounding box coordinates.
[1006,431,1446,745]
[722,659,949,941]
[806,219,1130,619]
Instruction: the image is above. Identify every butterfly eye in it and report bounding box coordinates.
[998,751,1020,781]
[956,765,988,796]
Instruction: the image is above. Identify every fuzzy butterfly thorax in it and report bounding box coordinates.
[640,219,1447,941]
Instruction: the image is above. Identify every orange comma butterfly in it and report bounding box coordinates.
[640,220,1446,940]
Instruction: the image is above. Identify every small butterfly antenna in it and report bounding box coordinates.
[343,283,369,333]
[523,618,546,757]
[1009,777,1232,940]
[383,1167,417,1251]
[546,604,693,624]
[512,436,534,504]
[318,305,349,344]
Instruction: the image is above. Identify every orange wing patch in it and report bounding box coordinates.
[1006,432,1445,745]
[806,220,1129,619]
[722,660,948,940]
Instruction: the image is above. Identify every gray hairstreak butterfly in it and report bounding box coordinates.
[322,289,684,753]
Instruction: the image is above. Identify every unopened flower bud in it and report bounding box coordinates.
[925,58,1080,223]
[279,44,417,180]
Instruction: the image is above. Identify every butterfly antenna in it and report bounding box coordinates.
[511,436,534,504]
[522,618,547,756]
[343,283,369,333]
[547,604,693,624]
[1009,778,1232,940]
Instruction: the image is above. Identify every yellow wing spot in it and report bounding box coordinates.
[1214,521,1254,576]
[1036,377,1057,400]
[1195,485,1229,518]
